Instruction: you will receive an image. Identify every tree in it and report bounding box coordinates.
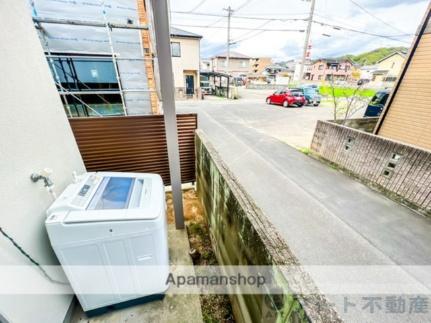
[328,74,369,122]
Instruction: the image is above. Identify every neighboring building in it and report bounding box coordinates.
[170,27,202,99]
[200,58,213,72]
[360,65,379,82]
[370,51,407,88]
[211,51,251,77]
[250,57,272,74]
[292,60,312,82]
[306,58,354,82]
[30,0,159,116]
[263,64,292,84]
[375,5,431,150]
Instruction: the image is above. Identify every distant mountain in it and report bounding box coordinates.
[342,47,408,65]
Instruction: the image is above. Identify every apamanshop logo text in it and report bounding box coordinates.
[166,272,266,288]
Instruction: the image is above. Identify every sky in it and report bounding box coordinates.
[169,0,429,61]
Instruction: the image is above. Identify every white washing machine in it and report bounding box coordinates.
[45,172,169,316]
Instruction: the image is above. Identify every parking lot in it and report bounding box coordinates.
[177,87,338,148]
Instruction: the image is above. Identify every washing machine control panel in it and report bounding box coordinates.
[71,175,102,208]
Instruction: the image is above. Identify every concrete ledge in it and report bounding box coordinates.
[195,129,341,323]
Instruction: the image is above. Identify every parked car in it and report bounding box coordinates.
[291,87,321,106]
[266,89,305,107]
[364,90,390,117]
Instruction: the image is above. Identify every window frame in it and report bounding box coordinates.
[171,42,181,57]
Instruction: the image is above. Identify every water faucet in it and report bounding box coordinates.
[30,168,54,188]
[30,168,57,200]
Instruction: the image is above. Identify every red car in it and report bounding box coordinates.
[266,89,305,107]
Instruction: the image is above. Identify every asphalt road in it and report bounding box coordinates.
[176,92,431,322]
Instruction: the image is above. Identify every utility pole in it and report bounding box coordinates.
[223,6,233,75]
[299,0,316,81]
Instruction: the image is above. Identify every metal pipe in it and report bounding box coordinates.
[150,0,185,229]
[58,89,156,95]
[33,16,148,30]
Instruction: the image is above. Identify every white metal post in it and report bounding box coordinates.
[299,0,316,81]
[150,0,184,229]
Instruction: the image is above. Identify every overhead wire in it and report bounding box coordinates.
[171,23,304,32]
[312,19,412,44]
[230,20,273,43]
[348,0,411,35]
[187,0,208,13]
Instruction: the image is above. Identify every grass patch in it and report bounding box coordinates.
[319,86,376,98]
[298,147,311,155]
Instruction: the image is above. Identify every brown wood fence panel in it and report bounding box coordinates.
[69,114,197,185]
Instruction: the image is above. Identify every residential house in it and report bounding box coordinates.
[360,65,379,83]
[306,58,354,82]
[200,58,213,72]
[263,64,292,84]
[250,57,272,74]
[211,51,251,77]
[30,0,159,116]
[170,27,202,99]
[370,51,407,88]
[375,7,431,150]
[292,60,312,81]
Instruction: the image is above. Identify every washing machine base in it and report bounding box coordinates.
[85,293,165,317]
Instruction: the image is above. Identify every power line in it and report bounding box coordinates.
[231,29,268,44]
[187,0,208,13]
[312,19,412,43]
[230,20,273,43]
[235,0,255,12]
[171,23,305,32]
[171,10,308,22]
[348,0,410,35]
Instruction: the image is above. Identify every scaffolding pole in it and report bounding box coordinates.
[101,4,127,116]
[33,16,148,30]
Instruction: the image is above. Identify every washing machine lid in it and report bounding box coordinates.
[63,207,161,223]
[87,176,138,210]
[60,173,164,223]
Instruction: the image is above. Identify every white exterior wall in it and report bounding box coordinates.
[0,1,85,322]
[171,36,200,88]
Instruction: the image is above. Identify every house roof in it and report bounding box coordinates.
[170,27,202,39]
[213,51,251,59]
[376,51,407,64]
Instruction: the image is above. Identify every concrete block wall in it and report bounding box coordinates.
[195,130,341,323]
[311,120,431,216]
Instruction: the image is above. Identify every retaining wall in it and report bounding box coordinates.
[195,130,341,323]
[311,120,431,216]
